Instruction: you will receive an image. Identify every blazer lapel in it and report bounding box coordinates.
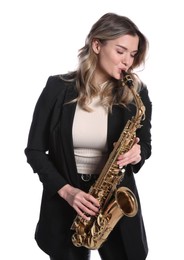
[60,85,80,186]
[107,105,128,151]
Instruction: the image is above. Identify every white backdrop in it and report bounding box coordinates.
[1,1,183,259]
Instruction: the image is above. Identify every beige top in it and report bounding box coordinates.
[72,96,108,175]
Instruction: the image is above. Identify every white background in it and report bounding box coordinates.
[1,0,183,259]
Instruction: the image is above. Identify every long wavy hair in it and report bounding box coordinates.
[63,12,148,111]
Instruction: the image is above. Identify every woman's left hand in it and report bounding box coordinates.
[117,137,141,168]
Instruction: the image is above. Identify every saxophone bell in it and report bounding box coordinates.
[115,187,138,217]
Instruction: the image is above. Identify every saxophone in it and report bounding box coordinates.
[71,71,146,249]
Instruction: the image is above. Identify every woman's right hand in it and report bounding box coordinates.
[58,184,100,220]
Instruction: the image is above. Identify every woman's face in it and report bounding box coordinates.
[92,34,139,83]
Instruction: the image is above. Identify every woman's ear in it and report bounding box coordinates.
[92,39,101,54]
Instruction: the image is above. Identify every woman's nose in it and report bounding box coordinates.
[121,53,131,67]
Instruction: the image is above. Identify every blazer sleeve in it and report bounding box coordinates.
[131,84,152,173]
[24,76,68,196]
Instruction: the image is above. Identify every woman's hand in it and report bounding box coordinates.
[58,184,100,220]
[117,137,141,168]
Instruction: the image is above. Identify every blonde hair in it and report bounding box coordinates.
[64,13,148,111]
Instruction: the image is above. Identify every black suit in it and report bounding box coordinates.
[25,75,152,259]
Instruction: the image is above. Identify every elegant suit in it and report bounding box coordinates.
[25,75,152,259]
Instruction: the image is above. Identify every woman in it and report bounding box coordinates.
[25,12,152,260]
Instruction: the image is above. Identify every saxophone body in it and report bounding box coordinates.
[71,72,146,249]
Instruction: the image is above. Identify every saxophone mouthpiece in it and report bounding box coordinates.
[121,71,133,88]
[121,70,126,79]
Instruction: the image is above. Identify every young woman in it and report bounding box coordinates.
[25,12,152,260]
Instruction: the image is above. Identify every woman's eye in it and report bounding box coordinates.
[131,53,138,58]
[117,50,124,54]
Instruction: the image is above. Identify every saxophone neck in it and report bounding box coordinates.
[121,71,145,121]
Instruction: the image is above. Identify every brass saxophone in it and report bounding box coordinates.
[71,72,146,249]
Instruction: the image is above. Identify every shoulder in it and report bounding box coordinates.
[42,73,76,101]
[133,74,151,103]
[139,82,151,101]
[43,74,71,95]
[138,81,152,118]
[35,74,76,112]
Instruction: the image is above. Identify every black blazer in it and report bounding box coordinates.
[25,75,152,259]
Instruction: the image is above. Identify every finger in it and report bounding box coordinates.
[134,137,140,144]
[81,203,98,216]
[84,193,100,208]
[76,202,98,219]
[74,192,100,211]
[75,207,91,221]
[117,147,140,166]
[82,197,100,213]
